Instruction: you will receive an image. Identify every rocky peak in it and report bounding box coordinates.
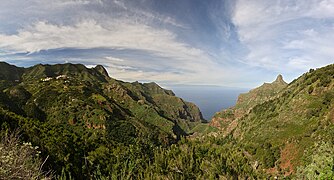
[211,74,289,132]
[94,65,109,78]
[273,74,287,85]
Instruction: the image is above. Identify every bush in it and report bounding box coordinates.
[308,86,314,94]
[0,131,50,179]
[318,77,331,87]
[295,142,334,179]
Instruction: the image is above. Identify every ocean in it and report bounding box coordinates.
[169,86,248,121]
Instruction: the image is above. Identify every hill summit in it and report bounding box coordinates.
[273,74,286,84]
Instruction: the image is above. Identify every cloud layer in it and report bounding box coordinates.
[1,0,334,87]
[0,20,205,60]
[233,0,334,73]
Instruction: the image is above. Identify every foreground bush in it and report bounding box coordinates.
[0,131,49,179]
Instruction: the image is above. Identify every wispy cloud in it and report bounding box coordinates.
[232,0,334,73]
[0,0,238,86]
[0,19,231,85]
[105,56,125,62]
[0,20,202,60]
[3,0,333,87]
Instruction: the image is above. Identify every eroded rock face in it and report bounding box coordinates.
[274,74,285,84]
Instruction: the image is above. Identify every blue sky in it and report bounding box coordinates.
[1,0,334,88]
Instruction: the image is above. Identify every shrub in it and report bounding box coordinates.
[318,77,331,87]
[0,131,50,179]
[295,142,334,179]
[308,86,314,94]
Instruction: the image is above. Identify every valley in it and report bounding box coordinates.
[1,62,334,179]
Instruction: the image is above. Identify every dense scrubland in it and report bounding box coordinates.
[0,62,333,179]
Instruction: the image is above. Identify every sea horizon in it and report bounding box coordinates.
[169,85,249,120]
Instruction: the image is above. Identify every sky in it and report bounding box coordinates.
[1,0,334,88]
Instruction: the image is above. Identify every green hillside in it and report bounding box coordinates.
[210,74,288,136]
[1,62,334,179]
[211,65,334,178]
[0,62,205,178]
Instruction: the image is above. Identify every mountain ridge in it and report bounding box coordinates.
[1,61,334,178]
[0,61,206,178]
[210,65,334,177]
[210,74,288,135]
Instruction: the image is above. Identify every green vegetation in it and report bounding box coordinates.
[0,62,334,178]
[0,62,208,178]
[0,131,49,179]
[296,141,334,179]
[211,74,288,134]
[211,65,334,178]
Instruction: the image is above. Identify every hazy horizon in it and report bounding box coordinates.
[169,85,248,120]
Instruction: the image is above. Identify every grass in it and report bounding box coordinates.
[190,123,218,134]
